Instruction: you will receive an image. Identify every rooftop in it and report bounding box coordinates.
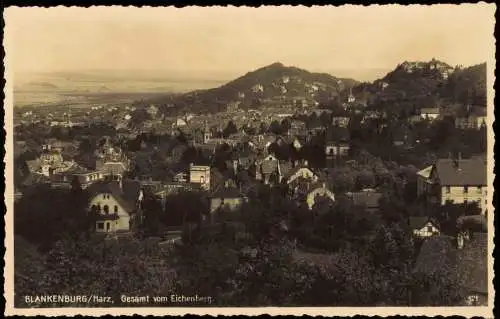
[434,158,487,186]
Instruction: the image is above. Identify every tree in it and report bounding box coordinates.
[269,120,282,135]
[223,121,238,138]
[280,118,291,134]
[141,195,165,237]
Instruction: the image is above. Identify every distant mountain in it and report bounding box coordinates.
[16,81,59,91]
[142,62,360,115]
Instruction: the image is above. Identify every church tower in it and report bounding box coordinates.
[203,121,212,144]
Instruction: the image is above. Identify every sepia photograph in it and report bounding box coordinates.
[3,4,495,317]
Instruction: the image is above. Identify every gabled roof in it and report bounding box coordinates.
[87,180,139,213]
[409,216,439,230]
[434,158,486,186]
[285,165,316,182]
[417,165,433,179]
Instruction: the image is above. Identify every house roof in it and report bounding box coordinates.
[434,158,487,186]
[260,159,279,175]
[417,165,433,179]
[420,107,440,114]
[87,180,140,213]
[349,191,383,209]
[278,161,293,177]
[409,216,438,230]
[285,165,316,182]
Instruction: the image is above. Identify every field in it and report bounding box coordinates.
[13,70,228,107]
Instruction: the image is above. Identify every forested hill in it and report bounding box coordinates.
[139,62,359,115]
[351,60,487,113]
[438,62,487,106]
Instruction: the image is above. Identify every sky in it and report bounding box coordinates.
[4,4,496,82]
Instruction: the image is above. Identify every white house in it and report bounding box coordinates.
[306,183,335,210]
[422,156,488,215]
[189,164,211,190]
[409,217,440,238]
[286,165,318,185]
[420,108,440,121]
[87,180,143,233]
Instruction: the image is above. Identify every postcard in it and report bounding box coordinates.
[3,4,495,317]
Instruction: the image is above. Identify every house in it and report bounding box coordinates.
[392,126,414,148]
[290,137,304,151]
[189,164,211,190]
[347,189,383,213]
[416,165,434,198]
[325,127,350,159]
[285,163,319,186]
[95,140,130,178]
[331,109,351,128]
[423,156,487,214]
[50,166,106,189]
[420,108,440,121]
[408,217,440,238]
[414,232,488,306]
[455,105,487,130]
[306,182,335,210]
[209,185,247,221]
[87,180,143,233]
[255,154,280,185]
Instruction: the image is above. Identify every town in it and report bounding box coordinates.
[13,59,488,307]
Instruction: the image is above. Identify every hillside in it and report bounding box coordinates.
[439,63,487,106]
[142,62,359,115]
[351,60,486,114]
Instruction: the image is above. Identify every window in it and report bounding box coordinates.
[463,186,468,194]
[114,205,118,213]
[97,222,104,230]
[103,205,109,214]
[427,226,433,232]
[477,186,482,194]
